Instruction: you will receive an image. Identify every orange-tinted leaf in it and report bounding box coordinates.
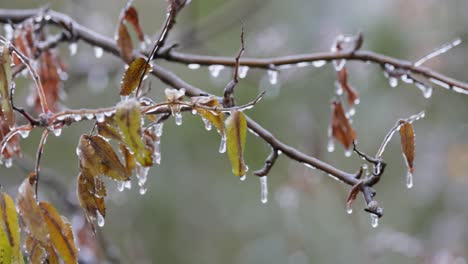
[45,244,60,264]
[39,202,78,264]
[77,173,106,232]
[117,23,133,63]
[0,191,23,263]
[119,57,152,96]
[115,99,152,166]
[0,45,15,127]
[17,178,49,244]
[346,180,363,212]
[123,6,145,42]
[25,235,46,264]
[399,121,415,174]
[330,100,356,151]
[225,110,248,177]
[96,121,122,141]
[192,96,225,135]
[120,142,136,176]
[337,67,359,106]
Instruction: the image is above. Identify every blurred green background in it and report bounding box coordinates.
[1,0,468,263]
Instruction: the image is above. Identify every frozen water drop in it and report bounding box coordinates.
[120,95,129,102]
[238,66,249,78]
[139,186,147,195]
[96,211,105,227]
[175,112,182,126]
[191,109,197,115]
[260,176,268,204]
[136,166,150,186]
[85,113,94,120]
[312,60,326,68]
[344,149,352,157]
[155,123,163,137]
[19,130,30,139]
[219,136,226,153]
[335,81,343,95]
[423,86,433,98]
[389,77,398,88]
[52,128,62,137]
[117,181,125,192]
[267,70,278,85]
[327,139,335,153]
[202,118,212,131]
[371,214,379,228]
[155,152,161,164]
[94,47,103,58]
[4,158,12,168]
[347,107,356,116]
[96,113,105,123]
[333,59,346,71]
[72,114,82,122]
[296,62,309,68]
[406,170,413,189]
[188,63,200,70]
[240,175,246,181]
[124,180,132,189]
[208,65,224,78]
[69,42,78,56]
[303,163,316,170]
[346,205,353,214]
[453,86,468,95]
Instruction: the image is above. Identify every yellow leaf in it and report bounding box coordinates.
[193,96,225,135]
[115,99,152,166]
[225,110,248,177]
[77,173,106,233]
[0,44,15,127]
[0,191,23,264]
[119,57,152,96]
[39,202,78,264]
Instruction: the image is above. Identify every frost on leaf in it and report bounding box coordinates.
[120,57,152,96]
[192,96,225,135]
[399,121,415,174]
[225,110,248,177]
[115,99,153,167]
[330,100,356,151]
[0,191,24,263]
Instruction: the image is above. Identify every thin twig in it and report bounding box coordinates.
[34,129,50,198]
[223,26,245,107]
[254,148,279,177]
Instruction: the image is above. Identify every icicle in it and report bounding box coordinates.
[429,78,450,90]
[240,175,246,181]
[52,128,62,137]
[19,130,30,139]
[344,149,352,157]
[124,180,132,189]
[96,210,105,227]
[389,77,398,88]
[208,65,224,78]
[85,113,94,120]
[333,59,346,71]
[238,66,249,78]
[120,95,129,102]
[406,170,413,189]
[3,158,12,168]
[188,63,200,70]
[136,166,150,187]
[155,151,161,165]
[346,205,353,214]
[453,86,468,95]
[260,176,268,204]
[94,47,103,58]
[175,112,182,126]
[71,114,82,122]
[334,81,343,95]
[267,70,278,85]
[218,135,226,153]
[327,138,335,153]
[3,24,13,40]
[117,181,125,192]
[371,214,379,228]
[155,123,163,137]
[95,113,105,123]
[69,42,78,56]
[401,75,414,84]
[312,60,326,68]
[296,62,309,68]
[139,186,147,195]
[202,118,212,131]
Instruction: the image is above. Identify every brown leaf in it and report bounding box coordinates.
[25,235,46,264]
[96,121,122,141]
[399,121,415,174]
[346,180,363,211]
[123,6,145,42]
[225,110,248,177]
[119,57,152,96]
[337,67,359,106]
[117,23,133,63]
[77,173,106,233]
[330,100,356,151]
[39,202,78,264]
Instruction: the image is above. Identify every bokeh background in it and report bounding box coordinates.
[1,0,468,263]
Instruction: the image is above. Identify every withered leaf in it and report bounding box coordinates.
[123,6,145,42]
[39,202,78,264]
[119,57,152,96]
[330,100,356,151]
[120,143,136,176]
[399,121,415,174]
[115,99,152,166]
[117,23,133,63]
[346,180,363,211]
[77,173,106,233]
[0,45,15,127]
[96,121,122,141]
[225,110,248,177]
[337,67,359,106]
[0,191,23,264]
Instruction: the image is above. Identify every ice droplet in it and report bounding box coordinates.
[175,112,183,126]
[202,118,212,131]
[120,95,129,102]
[371,214,379,228]
[335,81,343,95]
[327,139,335,153]
[389,77,398,88]
[296,62,309,68]
[344,149,352,157]
[267,70,278,85]
[155,123,164,137]
[96,211,105,227]
[52,128,62,137]
[155,151,161,165]
[238,66,249,78]
[94,47,103,58]
[191,109,197,115]
[429,78,450,90]
[19,130,30,139]
[333,59,346,71]
[71,114,82,122]
[117,181,125,192]
[4,158,12,168]
[139,186,147,195]
[346,205,353,214]
[401,75,414,84]
[136,166,150,187]
[219,135,226,153]
[124,180,132,189]
[208,65,224,78]
[188,63,200,70]
[260,176,268,204]
[85,113,94,120]
[95,113,105,123]
[240,175,246,181]
[406,170,413,189]
[453,86,468,95]
[312,60,326,68]
[69,42,78,56]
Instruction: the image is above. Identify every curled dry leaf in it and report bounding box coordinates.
[115,99,153,166]
[346,180,363,211]
[0,191,24,264]
[330,100,356,151]
[337,67,359,106]
[77,173,106,233]
[96,120,122,141]
[192,96,225,135]
[122,6,145,42]
[120,142,136,176]
[120,57,152,96]
[39,202,78,264]
[399,121,415,174]
[117,23,133,63]
[225,110,248,177]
